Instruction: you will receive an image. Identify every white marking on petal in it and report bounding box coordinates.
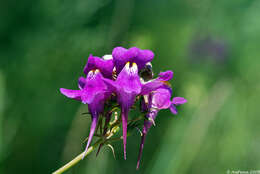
[87,69,100,79]
[125,62,130,70]
[102,54,113,60]
[124,62,139,76]
[88,70,95,77]
[131,62,138,73]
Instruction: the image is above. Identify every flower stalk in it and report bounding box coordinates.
[53,115,122,174]
[52,140,100,174]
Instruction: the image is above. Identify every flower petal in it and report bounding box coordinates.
[116,62,142,95]
[172,97,187,105]
[158,70,173,81]
[121,109,128,160]
[112,47,129,73]
[135,49,154,70]
[151,88,172,109]
[60,88,82,100]
[125,47,139,61]
[102,78,117,93]
[95,58,114,78]
[82,112,99,159]
[83,54,96,74]
[170,104,178,115]
[141,71,173,95]
[137,110,158,169]
[78,77,86,90]
[115,62,141,111]
[87,92,106,112]
[82,70,108,104]
[136,133,146,170]
[141,80,165,95]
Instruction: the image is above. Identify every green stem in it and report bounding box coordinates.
[53,121,121,174]
[52,140,101,174]
[52,111,144,174]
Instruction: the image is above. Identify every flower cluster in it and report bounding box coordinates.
[60,47,187,169]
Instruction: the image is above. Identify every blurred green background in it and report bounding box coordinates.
[1,0,260,173]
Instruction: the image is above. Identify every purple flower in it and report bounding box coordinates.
[58,46,187,169]
[83,54,114,79]
[103,62,142,159]
[136,86,187,169]
[60,69,111,158]
[101,47,155,159]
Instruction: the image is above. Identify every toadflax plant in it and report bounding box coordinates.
[54,47,187,174]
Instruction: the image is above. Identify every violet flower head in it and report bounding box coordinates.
[103,62,141,159]
[60,66,111,158]
[58,47,187,171]
[103,47,155,159]
[136,74,187,169]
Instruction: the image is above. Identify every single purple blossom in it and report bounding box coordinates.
[102,47,156,159]
[60,69,111,158]
[103,62,142,159]
[136,87,187,169]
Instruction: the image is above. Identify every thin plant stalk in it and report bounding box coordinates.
[52,140,101,174]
